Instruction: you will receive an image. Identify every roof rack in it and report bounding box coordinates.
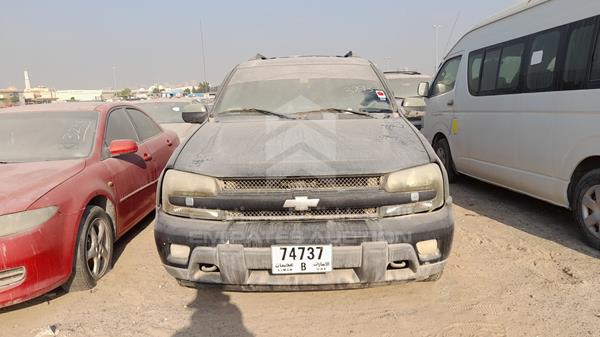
[250,53,268,61]
[383,70,422,75]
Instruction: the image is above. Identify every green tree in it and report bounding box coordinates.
[119,88,132,99]
[183,88,191,95]
[152,87,161,95]
[197,82,210,93]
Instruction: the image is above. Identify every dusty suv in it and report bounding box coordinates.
[154,54,454,290]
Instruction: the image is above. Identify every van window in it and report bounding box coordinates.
[589,26,600,80]
[430,57,461,97]
[468,52,483,95]
[480,49,501,92]
[526,30,561,90]
[563,21,595,89]
[497,43,524,90]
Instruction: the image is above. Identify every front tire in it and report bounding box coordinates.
[65,206,114,291]
[573,169,600,249]
[433,137,457,183]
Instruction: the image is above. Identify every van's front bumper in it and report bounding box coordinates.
[154,199,454,290]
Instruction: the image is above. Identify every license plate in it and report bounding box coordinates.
[271,245,332,275]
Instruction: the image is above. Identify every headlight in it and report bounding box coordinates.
[0,206,59,237]
[161,170,223,220]
[381,164,444,217]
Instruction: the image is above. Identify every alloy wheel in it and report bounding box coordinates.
[581,185,600,239]
[85,218,111,280]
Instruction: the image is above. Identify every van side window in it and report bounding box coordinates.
[497,43,524,90]
[563,21,596,89]
[468,52,483,95]
[592,31,600,81]
[526,30,561,91]
[430,57,462,97]
[480,49,501,92]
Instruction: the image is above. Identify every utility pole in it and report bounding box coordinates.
[433,25,443,73]
[383,57,392,71]
[112,66,117,90]
[200,19,207,87]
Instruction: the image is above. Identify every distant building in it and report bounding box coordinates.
[0,87,23,108]
[23,86,57,104]
[56,89,104,102]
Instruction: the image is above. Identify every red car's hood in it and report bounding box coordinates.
[0,160,86,215]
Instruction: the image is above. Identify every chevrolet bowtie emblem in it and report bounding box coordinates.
[283,196,320,211]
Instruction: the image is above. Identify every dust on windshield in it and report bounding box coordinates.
[0,111,98,163]
[214,63,392,118]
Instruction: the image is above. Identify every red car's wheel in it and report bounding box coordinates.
[66,206,114,291]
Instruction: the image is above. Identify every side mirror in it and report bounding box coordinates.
[182,104,209,124]
[109,139,138,156]
[417,82,430,97]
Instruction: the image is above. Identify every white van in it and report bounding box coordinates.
[421,0,600,248]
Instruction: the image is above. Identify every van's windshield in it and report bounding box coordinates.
[214,64,393,118]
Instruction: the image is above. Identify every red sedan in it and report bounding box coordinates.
[0,102,179,308]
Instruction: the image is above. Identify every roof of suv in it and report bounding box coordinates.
[238,55,372,69]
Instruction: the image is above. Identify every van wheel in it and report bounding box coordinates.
[433,137,457,183]
[573,169,600,249]
[65,206,114,291]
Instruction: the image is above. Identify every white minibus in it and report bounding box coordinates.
[421,0,600,248]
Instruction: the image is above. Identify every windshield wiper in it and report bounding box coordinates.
[220,108,296,120]
[294,108,376,119]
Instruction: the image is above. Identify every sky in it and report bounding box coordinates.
[0,0,520,90]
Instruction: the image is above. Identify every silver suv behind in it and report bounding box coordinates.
[384,71,432,129]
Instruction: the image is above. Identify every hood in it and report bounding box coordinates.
[0,160,85,215]
[174,118,431,178]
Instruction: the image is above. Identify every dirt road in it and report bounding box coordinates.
[1,177,599,337]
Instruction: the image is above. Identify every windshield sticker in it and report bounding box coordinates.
[375,90,387,101]
[531,50,543,66]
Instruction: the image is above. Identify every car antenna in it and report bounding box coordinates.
[343,51,353,58]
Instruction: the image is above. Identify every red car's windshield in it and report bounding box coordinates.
[0,111,98,163]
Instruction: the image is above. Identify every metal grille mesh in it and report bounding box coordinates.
[222,176,381,191]
[226,208,378,221]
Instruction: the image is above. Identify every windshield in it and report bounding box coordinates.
[215,63,392,118]
[135,101,190,123]
[387,77,427,98]
[0,111,98,163]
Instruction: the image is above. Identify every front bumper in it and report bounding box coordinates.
[155,199,454,290]
[0,211,78,308]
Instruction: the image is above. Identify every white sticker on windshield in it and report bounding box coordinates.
[531,50,544,66]
[172,107,181,112]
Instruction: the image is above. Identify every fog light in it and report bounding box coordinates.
[416,239,441,261]
[170,244,190,260]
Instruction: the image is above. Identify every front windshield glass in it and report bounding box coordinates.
[0,111,98,163]
[136,101,189,123]
[215,63,392,117]
[387,77,425,98]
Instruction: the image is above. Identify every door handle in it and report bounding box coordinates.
[447,99,454,106]
[143,153,153,161]
[166,139,173,147]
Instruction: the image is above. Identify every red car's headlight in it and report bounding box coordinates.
[0,206,58,237]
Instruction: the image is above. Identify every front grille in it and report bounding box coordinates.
[0,267,25,289]
[226,208,378,221]
[222,176,382,192]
